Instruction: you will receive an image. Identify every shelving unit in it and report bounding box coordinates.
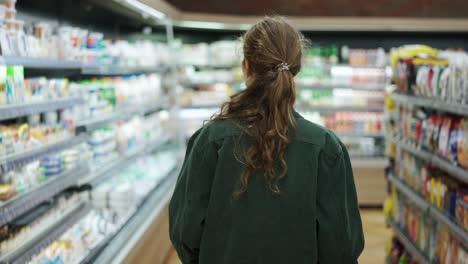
[0,164,89,225]
[0,98,83,121]
[89,168,178,264]
[389,136,468,184]
[386,219,430,264]
[391,93,468,117]
[298,83,386,90]
[81,64,169,75]
[0,135,88,174]
[298,105,384,112]
[0,203,92,264]
[0,56,82,69]
[75,99,168,132]
[388,174,468,249]
[79,138,170,186]
[0,1,178,263]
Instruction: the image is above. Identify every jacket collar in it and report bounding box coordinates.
[292,109,303,120]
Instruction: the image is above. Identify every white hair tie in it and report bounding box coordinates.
[275,62,290,72]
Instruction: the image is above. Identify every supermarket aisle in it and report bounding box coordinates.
[164,210,390,264]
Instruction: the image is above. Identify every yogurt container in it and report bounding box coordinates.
[5,8,14,20]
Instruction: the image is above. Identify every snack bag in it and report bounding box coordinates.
[458,119,468,169]
[438,117,453,158]
[449,119,461,164]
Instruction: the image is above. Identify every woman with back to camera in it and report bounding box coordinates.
[169,16,364,264]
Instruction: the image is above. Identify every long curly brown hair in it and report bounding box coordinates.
[212,16,304,197]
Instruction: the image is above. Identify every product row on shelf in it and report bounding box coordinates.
[0,0,170,69]
[0,2,184,263]
[0,148,180,264]
[297,64,389,88]
[303,45,387,67]
[385,45,468,263]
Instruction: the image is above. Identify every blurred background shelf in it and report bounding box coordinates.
[91,169,178,264]
[0,56,82,69]
[0,135,88,174]
[0,165,89,225]
[391,93,468,117]
[388,174,468,248]
[0,98,83,121]
[389,136,468,184]
[386,219,430,264]
[0,203,91,264]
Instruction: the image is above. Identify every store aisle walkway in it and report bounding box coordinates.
[165,209,389,264]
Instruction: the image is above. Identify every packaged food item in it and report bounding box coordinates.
[5,8,14,20]
[438,117,453,158]
[0,66,6,104]
[458,119,468,169]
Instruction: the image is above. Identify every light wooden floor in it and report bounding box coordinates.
[165,209,390,264]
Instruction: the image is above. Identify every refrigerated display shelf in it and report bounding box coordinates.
[0,201,83,263]
[81,151,141,187]
[0,164,89,226]
[388,174,468,249]
[391,93,468,117]
[389,136,468,184]
[81,64,168,75]
[90,168,178,264]
[0,203,91,264]
[181,64,239,69]
[386,219,430,264]
[0,98,83,121]
[297,83,386,91]
[0,56,82,69]
[0,135,88,174]
[85,138,171,187]
[303,64,387,70]
[75,100,168,131]
[298,105,384,112]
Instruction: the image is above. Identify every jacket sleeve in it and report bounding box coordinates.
[316,135,365,264]
[169,129,217,264]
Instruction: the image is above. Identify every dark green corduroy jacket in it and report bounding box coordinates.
[169,111,364,264]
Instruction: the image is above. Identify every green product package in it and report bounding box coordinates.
[13,66,25,103]
[6,66,15,104]
[0,66,6,105]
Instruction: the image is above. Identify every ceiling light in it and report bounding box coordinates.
[118,0,166,21]
[176,21,251,31]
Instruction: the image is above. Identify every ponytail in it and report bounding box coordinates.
[212,16,304,197]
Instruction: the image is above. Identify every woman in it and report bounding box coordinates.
[169,16,364,264]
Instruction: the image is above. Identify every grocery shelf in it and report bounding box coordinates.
[297,83,386,90]
[0,203,91,264]
[76,100,168,131]
[80,150,140,187]
[81,64,168,75]
[0,98,83,121]
[387,219,430,264]
[390,136,468,184]
[303,63,387,70]
[0,56,82,69]
[391,93,468,117]
[298,105,383,112]
[0,135,88,174]
[180,63,239,69]
[0,164,89,226]
[388,174,468,248]
[83,138,171,186]
[75,112,123,131]
[91,169,178,264]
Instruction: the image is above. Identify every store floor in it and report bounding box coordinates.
[164,209,390,264]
